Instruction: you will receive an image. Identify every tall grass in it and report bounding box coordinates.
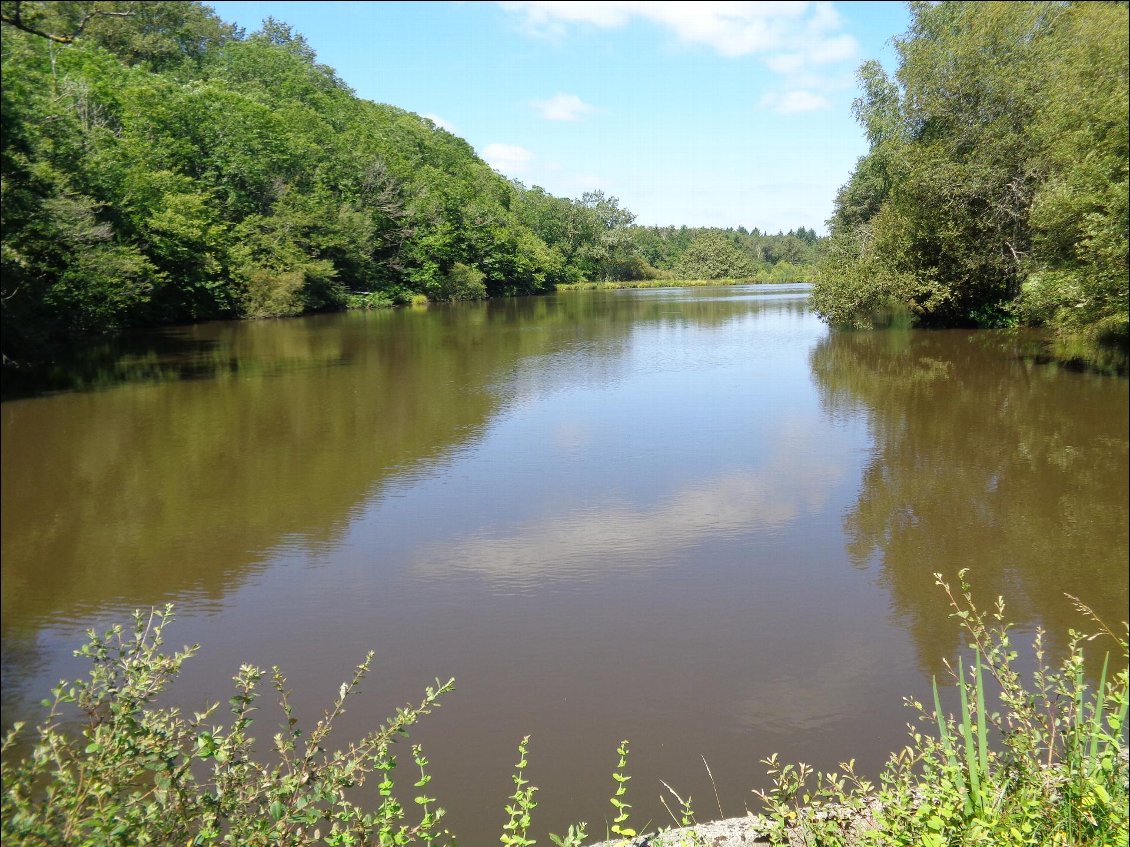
[753,570,1129,846]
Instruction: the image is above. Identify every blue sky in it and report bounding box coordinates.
[206,1,911,233]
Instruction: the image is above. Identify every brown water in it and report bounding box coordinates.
[2,285,1127,842]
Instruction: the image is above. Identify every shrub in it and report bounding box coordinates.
[434,262,487,301]
[672,233,756,281]
[0,609,595,847]
[0,606,455,846]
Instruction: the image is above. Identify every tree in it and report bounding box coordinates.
[1,3,584,364]
[0,0,134,44]
[673,231,756,280]
[813,0,1128,359]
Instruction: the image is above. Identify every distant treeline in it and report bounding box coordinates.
[0,1,818,367]
[624,225,821,283]
[812,1,1128,365]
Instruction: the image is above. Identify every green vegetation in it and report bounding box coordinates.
[812,1,1128,369]
[0,0,561,366]
[0,0,821,370]
[0,607,592,847]
[629,226,820,282]
[0,607,458,846]
[555,277,788,291]
[751,572,1128,847]
[3,576,1125,846]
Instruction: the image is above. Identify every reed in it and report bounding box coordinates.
[753,569,1129,846]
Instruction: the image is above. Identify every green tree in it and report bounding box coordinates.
[1,3,585,364]
[673,231,756,279]
[813,0,1128,362]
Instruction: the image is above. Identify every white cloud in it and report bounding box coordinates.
[501,0,634,30]
[805,0,843,35]
[808,32,857,64]
[501,1,858,67]
[764,33,855,73]
[531,92,598,121]
[760,89,830,113]
[421,113,456,132]
[481,142,536,175]
[764,51,806,75]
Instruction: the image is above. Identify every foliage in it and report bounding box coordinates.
[754,756,873,846]
[752,571,1130,846]
[658,780,704,846]
[501,737,537,847]
[2,577,1126,846]
[0,607,599,847]
[671,232,756,281]
[813,1,1129,361]
[511,186,642,283]
[629,225,820,281]
[0,2,606,366]
[609,740,636,841]
[0,606,456,846]
[430,262,487,302]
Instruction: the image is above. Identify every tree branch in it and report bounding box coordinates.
[0,1,135,44]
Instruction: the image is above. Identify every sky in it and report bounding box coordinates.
[205,1,911,234]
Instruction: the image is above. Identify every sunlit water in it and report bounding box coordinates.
[3,285,1127,841]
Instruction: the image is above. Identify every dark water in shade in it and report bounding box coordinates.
[2,285,1127,842]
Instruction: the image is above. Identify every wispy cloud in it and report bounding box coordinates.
[764,33,857,75]
[501,1,858,68]
[531,92,598,121]
[481,142,536,175]
[759,89,831,114]
[500,0,634,34]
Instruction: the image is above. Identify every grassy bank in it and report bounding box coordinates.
[344,277,814,303]
[2,573,1126,846]
[556,277,813,292]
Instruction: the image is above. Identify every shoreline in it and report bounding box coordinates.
[584,817,774,846]
[555,278,814,291]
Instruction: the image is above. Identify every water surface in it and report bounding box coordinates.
[2,285,1126,841]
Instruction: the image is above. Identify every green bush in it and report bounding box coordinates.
[432,262,487,301]
[0,607,456,846]
[346,290,397,310]
[672,232,756,281]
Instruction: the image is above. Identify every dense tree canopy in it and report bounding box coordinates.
[628,225,819,281]
[812,0,1128,364]
[1,0,823,368]
[0,2,565,362]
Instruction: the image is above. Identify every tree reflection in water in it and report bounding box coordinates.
[810,328,1129,676]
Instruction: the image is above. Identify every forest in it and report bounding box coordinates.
[812,1,1128,367]
[0,0,818,369]
[3,0,1126,372]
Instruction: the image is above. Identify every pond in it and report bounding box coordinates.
[2,284,1127,841]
